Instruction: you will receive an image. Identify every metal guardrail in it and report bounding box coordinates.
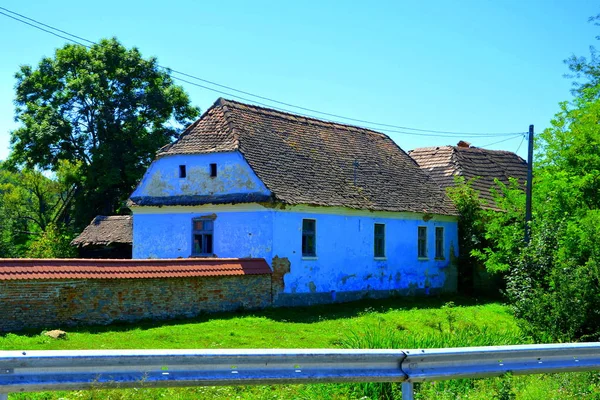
[0,344,599,399]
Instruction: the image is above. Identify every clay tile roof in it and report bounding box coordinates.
[0,258,271,280]
[145,98,456,215]
[409,145,528,210]
[71,216,132,247]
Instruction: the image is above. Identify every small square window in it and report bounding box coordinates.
[210,163,217,177]
[418,226,427,258]
[179,165,186,178]
[374,223,385,258]
[302,219,316,257]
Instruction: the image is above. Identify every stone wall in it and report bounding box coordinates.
[0,275,271,332]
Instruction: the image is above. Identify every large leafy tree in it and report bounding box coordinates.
[9,38,199,228]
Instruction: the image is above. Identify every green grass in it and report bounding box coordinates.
[1,295,598,399]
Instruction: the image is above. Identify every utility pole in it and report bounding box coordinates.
[524,124,534,244]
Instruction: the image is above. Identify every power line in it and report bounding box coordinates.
[0,10,90,47]
[171,76,518,138]
[515,134,526,154]
[0,6,527,138]
[167,68,520,136]
[480,135,523,148]
[0,6,94,45]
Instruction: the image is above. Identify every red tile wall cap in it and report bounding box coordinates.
[0,258,272,280]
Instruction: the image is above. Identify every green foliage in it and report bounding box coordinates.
[502,94,600,342]
[0,161,78,257]
[446,177,487,292]
[26,223,76,258]
[8,37,199,228]
[474,78,600,341]
[473,179,526,274]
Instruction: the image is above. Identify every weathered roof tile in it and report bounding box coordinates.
[71,216,132,246]
[146,98,456,215]
[409,145,528,210]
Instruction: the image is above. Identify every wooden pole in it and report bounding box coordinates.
[525,125,534,243]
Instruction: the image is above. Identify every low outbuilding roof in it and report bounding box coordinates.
[409,144,528,210]
[71,215,132,247]
[0,258,271,280]
[131,98,456,215]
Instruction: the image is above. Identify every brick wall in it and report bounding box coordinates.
[0,275,271,332]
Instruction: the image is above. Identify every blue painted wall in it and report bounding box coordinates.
[271,208,457,294]
[133,208,273,259]
[132,205,457,293]
[131,152,270,199]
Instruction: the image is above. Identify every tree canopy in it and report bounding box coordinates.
[8,38,199,228]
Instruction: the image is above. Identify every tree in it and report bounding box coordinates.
[477,90,600,342]
[0,161,77,257]
[26,223,76,258]
[565,15,600,100]
[8,38,199,228]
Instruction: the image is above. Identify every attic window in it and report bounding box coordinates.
[210,163,217,177]
[179,165,186,178]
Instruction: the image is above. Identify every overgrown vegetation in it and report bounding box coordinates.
[445,177,488,294]
[445,17,600,343]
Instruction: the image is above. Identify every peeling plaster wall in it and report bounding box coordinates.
[132,203,458,303]
[131,152,270,199]
[133,206,273,259]
[272,208,458,298]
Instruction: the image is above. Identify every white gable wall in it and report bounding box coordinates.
[131,151,270,199]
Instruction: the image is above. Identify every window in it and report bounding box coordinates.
[210,163,217,177]
[435,227,444,259]
[374,223,385,258]
[418,226,427,258]
[192,218,213,256]
[179,165,186,178]
[302,219,316,257]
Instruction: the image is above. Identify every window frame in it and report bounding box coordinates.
[435,226,445,260]
[192,217,214,256]
[302,219,317,258]
[374,223,386,258]
[418,226,428,259]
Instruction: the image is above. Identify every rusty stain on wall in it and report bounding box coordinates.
[271,256,290,298]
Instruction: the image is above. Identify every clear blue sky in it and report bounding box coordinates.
[0,0,597,162]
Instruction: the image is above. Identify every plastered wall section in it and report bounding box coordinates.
[131,151,270,198]
[133,207,274,259]
[133,204,457,295]
[271,207,458,295]
[0,275,272,332]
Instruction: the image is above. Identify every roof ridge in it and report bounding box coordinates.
[218,98,395,141]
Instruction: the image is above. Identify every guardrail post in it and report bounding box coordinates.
[402,381,414,400]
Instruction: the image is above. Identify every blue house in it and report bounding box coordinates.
[129,98,458,305]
